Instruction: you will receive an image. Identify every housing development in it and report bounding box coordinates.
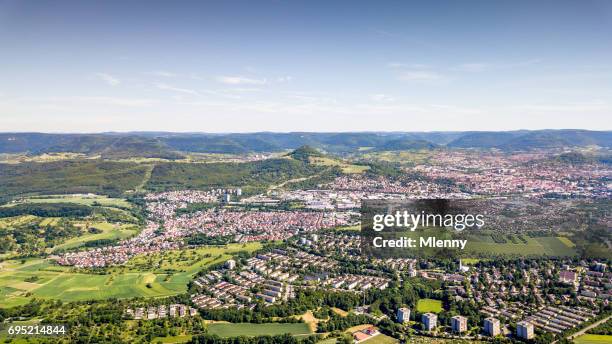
[0,131,610,344]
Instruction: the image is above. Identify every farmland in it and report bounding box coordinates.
[464,234,578,257]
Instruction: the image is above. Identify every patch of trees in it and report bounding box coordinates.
[196,289,362,323]
[0,160,149,199]
[316,314,370,332]
[588,317,612,335]
[146,159,325,192]
[185,234,233,246]
[190,333,321,344]
[0,203,92,218]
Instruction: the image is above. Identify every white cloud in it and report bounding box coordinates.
[95,73,121,86]
[452,59,542,72]
[370,94,395,102]
[397,70,446,82]
[154,82,198,95]
[276,76,293,83]
[148,70,178,77]
[453,63,490,72]
[216,76,268,85]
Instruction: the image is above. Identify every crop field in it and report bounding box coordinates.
[207,323,312,337]
[464,234,577,257]
[0,243,261,307]
[358,150,433,165]
[573,334,612,344]
[309,157,369,174]
[416,299,443,313]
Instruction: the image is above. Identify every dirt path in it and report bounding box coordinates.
[135,164,155,192]
[567,314,612,341]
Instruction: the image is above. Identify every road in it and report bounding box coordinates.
[566,314,612,341]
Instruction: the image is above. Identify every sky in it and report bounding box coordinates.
[0,0,611,133]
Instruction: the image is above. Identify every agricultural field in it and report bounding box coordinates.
[358,150,434,165]
[206,323,312,337]
[416,299,443,314]
[573,334,612,344]
[309,156,369,174]
[464,234,578,257]
[0,243,261,308]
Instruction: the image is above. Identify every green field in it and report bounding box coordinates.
[309,157,369,174]
[573,334,612,344]
[416,299,443,313]
[207,323,312,337]
[0,243,261,307]
[465,234,577,257]
[51,221,138,252]
[4,194,132,209]
[362,334,398,344]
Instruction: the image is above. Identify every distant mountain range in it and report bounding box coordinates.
[0,130,610,157]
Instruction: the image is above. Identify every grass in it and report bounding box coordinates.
[359,150,433,165]
[152,335,193,343]
[464,234,577,257]
[309,157,369,174]
[51,221,138,252]
[362,334,398,344]
[557,236,576,248]
[573,334,612,344]
[416,299,443,314]
[207,323,312,337]
[0,243,261,307]
[122,243,261,274]
[3,194,132,209]
[460,258,487,265]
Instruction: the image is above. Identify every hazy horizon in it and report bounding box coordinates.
[1,0,611,132]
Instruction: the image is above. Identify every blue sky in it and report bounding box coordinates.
[1,0,611,132]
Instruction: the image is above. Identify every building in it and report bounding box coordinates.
[422,313,437,331]
[397,308,411,323]
[451,315,467,333]
[225,259,236,270]
[559,270,577,285]
[517,321,534,340]
[484,317,501,337]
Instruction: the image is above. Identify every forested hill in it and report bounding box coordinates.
[0,130,611,155]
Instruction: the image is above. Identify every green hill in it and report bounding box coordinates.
[287,145,324,162]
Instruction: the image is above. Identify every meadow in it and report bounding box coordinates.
[416,299,443,313]
[309,156,369,174]
[51,221,138,252]
[573,334,612,344]
[4,194,132,209]
[0,243,261,308]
